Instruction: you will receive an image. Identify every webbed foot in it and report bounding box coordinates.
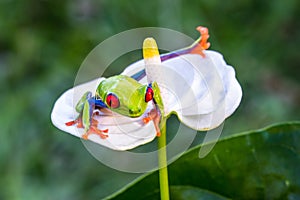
[190,26,210,58]
[82,127,109,140]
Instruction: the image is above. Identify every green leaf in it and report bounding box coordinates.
[143,186,228,200]
[108,122,300,199]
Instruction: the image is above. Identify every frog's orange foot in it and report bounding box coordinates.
[66,118,109,139]
[142,109,161,137]
[197,26,210,50]
[83,118,108,139]
[65,118,83,128]
[190,26,210,58]
[82,127,109,140]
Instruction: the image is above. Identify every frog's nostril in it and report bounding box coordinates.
[129,108,141,115]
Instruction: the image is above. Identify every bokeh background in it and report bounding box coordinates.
[1,0,299,199]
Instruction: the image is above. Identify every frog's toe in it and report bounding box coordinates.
[82,126,109,140]
[65,120,76,126]
[142,116,152,124]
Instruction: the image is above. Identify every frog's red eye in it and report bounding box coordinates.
[106,93,120,108]
[145,87,153,102]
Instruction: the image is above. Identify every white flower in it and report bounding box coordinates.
[51,29,242,151]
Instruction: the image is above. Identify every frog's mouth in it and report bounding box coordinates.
[110,106,143,118]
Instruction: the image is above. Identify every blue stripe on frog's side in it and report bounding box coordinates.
[94,98,108,109]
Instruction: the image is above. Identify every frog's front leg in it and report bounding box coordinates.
[65,91,109,139]
[143,82,165,137]
[143,108,163,137]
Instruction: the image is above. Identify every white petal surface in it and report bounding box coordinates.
[123,50,242,130]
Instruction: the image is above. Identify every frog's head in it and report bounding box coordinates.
[96,75,153,118]
[125,84,153,117]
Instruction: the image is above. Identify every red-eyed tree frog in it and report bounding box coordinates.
[65,76,165,140]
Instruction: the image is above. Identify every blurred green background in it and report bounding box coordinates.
[1,0,299,199]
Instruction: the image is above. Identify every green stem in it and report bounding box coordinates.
[157,124,170,200]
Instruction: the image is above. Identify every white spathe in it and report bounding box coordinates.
[51,50,242,150]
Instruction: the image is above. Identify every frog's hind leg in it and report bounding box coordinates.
[160,26,210,60]
[81,99,109,139]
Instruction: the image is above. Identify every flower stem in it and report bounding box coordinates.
[157,124,170,200]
